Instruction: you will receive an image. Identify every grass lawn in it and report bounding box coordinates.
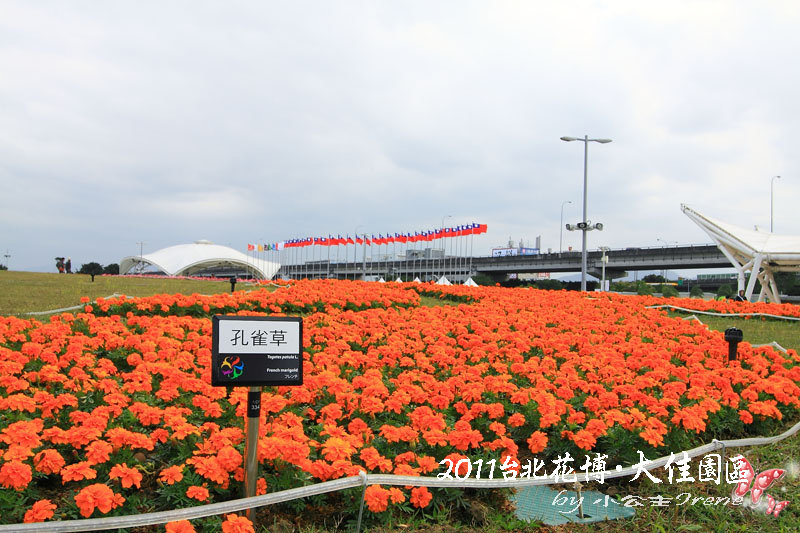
[669,311,800,352]
[0,270,247,316]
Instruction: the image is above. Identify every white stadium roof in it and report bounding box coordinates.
[120,240,280,279]
[682,205,800,303]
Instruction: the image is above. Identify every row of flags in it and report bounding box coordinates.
[247,223,488,252]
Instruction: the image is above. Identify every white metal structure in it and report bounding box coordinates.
[682,205,800,303]
[120,240,280,279]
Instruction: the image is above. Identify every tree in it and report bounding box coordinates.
[636,282,654,295]
[103,263,119,275]
[78,262,104,276]
[717,284,734,299]
[0,264,7,271]
[535,279,564,291]
[643,274,666,283]
[660,284,680,298]
[471,274,495,286]
[774,272,799,295]
[690,285,705,298]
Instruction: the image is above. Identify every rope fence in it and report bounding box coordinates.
[4,419,800,532]
[647,304,800,322]
[23,294,125,316]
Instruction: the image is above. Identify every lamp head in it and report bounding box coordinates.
[560,136,577,142]
[595,138,613,144]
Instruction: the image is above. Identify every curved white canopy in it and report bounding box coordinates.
[682,205,800,303]
[120,241,280,279]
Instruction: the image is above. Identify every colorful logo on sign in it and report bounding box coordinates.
[220,356,244,380]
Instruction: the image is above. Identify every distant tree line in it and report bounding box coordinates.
[78,262,119,276]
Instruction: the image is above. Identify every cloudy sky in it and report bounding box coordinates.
[2,1,799,274]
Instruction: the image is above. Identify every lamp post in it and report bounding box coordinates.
[560,200,572,253]
[771,175,781,232]
[135,241,146,274]
[656,238,677,279]
[599,246,610,291]
[561,135,612,291]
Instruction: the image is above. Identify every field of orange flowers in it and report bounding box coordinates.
[1,280,799,528]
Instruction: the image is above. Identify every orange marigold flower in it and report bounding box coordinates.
[572,430,596,451]
[739,410,754,424]
[321,437,356,462]
[640,427,665,448]
[489,422,506,436]
[416,455,439,473]
[4,444,34,462]
[507,413,526,427]
[61,461,97,483]
[186,485,210,502]
[388,487,405,504]
[526,431,548,454]
[109,463,143,489]
[165,520,196,533]
[74,483,124,517]
[410,486,433,508]
[34,449,65,474]
[85,440,113,465]
[188,456,227,485]
[442,453,471,477]
[0,419,43,448]
[221,514,255,533]
[23,499,56,523]
[364,485,390,512]
[217,446,242,472]
[359,447,392,472]
[0,460,32,490]
[159,465,184,485]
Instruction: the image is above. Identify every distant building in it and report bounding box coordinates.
[119,240,280,279]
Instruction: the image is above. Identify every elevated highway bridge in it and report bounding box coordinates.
[278,244,730,282]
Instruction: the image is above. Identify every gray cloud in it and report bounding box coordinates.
[1,1,799,273]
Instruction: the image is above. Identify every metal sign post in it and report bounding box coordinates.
[243,386,261,522]
[211,315,303,526]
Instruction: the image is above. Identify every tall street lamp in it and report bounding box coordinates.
[599,246,610,291]
[656,239,676,279]
[561,135,612,291]
[560,200,572,253]
[771,175,781,232]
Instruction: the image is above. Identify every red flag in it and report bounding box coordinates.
[247,244,255,251]
[356,236,364,245]
[477,224,488,234]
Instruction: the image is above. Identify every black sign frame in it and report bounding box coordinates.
[211,315,303,387]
